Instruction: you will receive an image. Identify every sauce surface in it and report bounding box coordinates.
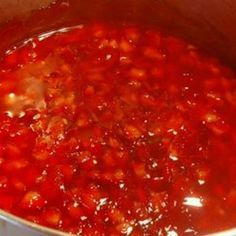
[0,23,236,235]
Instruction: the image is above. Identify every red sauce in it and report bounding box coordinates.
[0,23,236,235]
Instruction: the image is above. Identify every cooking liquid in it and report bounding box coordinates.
[0,23,236,235]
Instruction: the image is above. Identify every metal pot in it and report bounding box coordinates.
[0,1,236,235]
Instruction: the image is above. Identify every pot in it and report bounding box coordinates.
[0,1,236,235]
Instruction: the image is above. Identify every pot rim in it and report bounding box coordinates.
[0,209,68,236]
[1,209,236,236]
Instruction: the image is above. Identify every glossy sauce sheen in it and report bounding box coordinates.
[0,23,236,235]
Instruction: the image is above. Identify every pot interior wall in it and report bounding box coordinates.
[0,0,236,69]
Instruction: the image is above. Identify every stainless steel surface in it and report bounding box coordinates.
[0,0,236,235]
[0,209,68,236]
[0,0,54,21]
[0,219,43,236]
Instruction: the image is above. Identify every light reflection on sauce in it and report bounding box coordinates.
[183,197,203,208]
